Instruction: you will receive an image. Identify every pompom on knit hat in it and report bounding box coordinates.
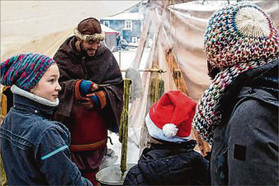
[193,2,279,144]
[0,53,55,91]
[145,91,197,143]
[204,2,279,71]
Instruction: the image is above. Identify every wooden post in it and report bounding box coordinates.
[118,51,122,69]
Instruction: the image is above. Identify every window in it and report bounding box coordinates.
[124,20,132,30]
[132,37,138,43]
[103,21,110,27]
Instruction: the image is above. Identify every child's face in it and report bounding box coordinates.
[32,63,61,102]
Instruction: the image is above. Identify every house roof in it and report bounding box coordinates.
[101,24,119,33]
[102,12,144,21]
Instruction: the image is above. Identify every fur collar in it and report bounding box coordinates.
[74,28,105,42]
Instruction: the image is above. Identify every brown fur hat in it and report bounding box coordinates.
[77,17,102,35]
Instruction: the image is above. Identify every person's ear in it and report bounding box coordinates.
[30,85,38,95]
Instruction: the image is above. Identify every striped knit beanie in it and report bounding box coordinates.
[0,53,54,91]
[204,2,279,70]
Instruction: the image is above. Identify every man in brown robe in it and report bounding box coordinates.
[53,17,123,185]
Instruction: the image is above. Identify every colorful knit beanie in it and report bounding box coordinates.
[204,2,279,70]
[0,53,55,91]
[193,2,279,143]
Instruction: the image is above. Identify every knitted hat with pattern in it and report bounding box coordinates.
[204,2,279,70]
[193,2,279,144]
[0,53,55,91]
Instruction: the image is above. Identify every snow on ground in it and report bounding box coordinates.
[113,49,137,70]
[113,47,151,76]
[106,131,140,166]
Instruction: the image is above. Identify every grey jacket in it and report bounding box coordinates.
[210,87,279,185]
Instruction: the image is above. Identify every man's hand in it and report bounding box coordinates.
[79,80,98,95]
[75,80,99,101]
[81,90,107,110]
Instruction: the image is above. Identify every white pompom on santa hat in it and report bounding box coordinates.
[145,91,197,143]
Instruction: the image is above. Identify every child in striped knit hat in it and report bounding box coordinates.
[0,53,92,185]
[192,2,279,185]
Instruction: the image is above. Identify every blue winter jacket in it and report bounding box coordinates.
[0,93,92,185]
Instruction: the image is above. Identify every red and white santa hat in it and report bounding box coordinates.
[145,91,197,143]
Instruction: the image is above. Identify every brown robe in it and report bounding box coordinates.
[53,36,123,176]
[53,36,123,133]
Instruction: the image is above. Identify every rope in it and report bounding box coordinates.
[119,78,132,175]
[150,73,164,104]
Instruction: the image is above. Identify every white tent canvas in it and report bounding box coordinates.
[1,0,140,60]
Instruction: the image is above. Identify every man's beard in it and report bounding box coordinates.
[80,44,96,58]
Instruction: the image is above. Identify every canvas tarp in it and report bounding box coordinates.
[1,0,278,157]
[0,1,140,60]
[127,0,279,153]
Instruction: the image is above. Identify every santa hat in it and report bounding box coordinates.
[145,91,197,143]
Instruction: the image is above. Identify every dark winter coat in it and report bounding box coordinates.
[0,92,92,185]
[53,36,123,133]
[210,60,279,185]
[124,140,209,185]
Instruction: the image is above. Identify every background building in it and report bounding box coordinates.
[100,3,144,47]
